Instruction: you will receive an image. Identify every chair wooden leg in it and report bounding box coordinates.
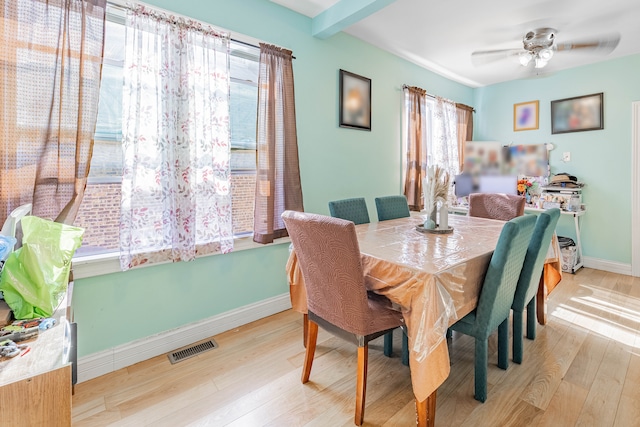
[474,338,488,402]
[498,318,509,370]
[401,331,409,366]
[383,330,393,357]
[429,390,437,425]
[355,344,368,426]
[303,313,308,348]
[415,390,436,427]
[526,297,537,340]
[301,320,318,384]
[512,310,524,364]
[536,272,547,325]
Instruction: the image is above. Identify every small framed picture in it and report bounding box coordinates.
[513,100,539,131]
[551,92,603,134]
[339,69,371,131]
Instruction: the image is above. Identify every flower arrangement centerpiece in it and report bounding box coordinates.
[422,165,450,229]
[517,179,532,196]
[517,177,540,204]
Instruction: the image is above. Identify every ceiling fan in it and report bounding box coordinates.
[472,27,621,69]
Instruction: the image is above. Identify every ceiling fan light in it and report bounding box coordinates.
[519,51,533,66]
[539,48,554,61]
[534,56,548,68]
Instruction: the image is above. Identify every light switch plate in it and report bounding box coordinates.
[562,152,571,162]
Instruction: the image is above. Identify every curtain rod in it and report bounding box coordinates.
[107,1,295,59]
[231,38,296,60]
[402,84,435,99]
[402,84,475,112]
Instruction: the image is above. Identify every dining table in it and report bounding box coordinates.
[287,212,517,426]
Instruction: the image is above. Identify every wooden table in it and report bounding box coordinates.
[0,285,74,426]
[288,213,506,426]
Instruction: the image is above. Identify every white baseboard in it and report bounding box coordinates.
[77,293,292,383]
[583,256,632,276]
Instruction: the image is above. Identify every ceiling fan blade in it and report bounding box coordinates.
[471,48,522,65]
[556,33,620,54]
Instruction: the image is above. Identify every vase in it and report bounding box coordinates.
[439,203,449,230]
[525,192,531,204]
[424,207,437,229]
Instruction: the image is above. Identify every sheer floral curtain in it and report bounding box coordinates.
[430,96,460,181]
[253,44,304,244]
[402,86,428,211]
[120,5,233,270]
[455,103,474,173]
[0,0,106,225]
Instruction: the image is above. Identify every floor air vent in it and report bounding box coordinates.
[167,339,218,364]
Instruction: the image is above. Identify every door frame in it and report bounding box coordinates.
[632,101,640,276]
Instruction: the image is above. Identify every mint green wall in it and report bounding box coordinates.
[474,55,640,264]
[74,244,290,354]
[74,0,474,357]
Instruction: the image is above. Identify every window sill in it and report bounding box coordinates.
[72,235,291,280]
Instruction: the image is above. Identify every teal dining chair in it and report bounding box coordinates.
[448,214,536,402]
[511,208,561,364]
[328,198,370,225]
[374,195,411,221]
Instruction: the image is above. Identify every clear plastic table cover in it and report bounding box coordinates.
[287,213,505,402]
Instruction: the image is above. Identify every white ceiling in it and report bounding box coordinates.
[272,0,640,87]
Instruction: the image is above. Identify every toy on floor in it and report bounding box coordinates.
[0,339,27,358]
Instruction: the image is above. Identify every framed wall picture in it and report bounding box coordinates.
[513,100,539,131]
[339,69,371,131]
[551,92,603,134]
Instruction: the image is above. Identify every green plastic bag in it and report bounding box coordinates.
[0,216,84,319]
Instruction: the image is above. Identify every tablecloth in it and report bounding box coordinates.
[287,213,505,401]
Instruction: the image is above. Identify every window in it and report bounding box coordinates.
[74,8,259,256]
[402,88,461,210]
[424,97,460,179]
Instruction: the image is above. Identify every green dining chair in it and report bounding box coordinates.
[374,195,411,221]
[511,208,561,364]
[449,214,536,402]
[328,198,370,225]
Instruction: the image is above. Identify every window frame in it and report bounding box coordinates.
[77,6,261,258]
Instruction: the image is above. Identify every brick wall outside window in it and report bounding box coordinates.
[74,174,256,254]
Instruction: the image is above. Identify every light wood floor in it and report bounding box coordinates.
[72,268,640,426]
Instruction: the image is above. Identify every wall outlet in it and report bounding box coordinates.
[562,152,571,162]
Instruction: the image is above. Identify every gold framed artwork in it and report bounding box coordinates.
[513,100,539,131]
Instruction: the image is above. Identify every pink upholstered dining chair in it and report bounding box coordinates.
[468,193,525,221]
[281,210,404,426]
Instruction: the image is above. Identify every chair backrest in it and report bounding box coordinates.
[282,211,372,335]
[328,198,370,225]
[375,195,410,221]
[468,193,525,221]
[512,208,561,311]
[473,214,536,338]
